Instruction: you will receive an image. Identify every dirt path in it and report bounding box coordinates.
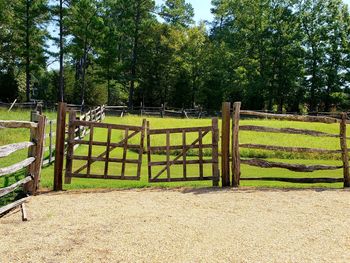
[1,188,350,263]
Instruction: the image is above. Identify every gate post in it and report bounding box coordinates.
[232,102,241,187]
[221,102,231,187]
[54,102,67,191]
[340,113,350,188]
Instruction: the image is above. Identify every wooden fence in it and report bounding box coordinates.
[0,112,46,220]
[225,101,350,187]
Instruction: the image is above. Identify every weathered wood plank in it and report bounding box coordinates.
[64,110,76,184]
[182,130,187,179]
[0,142,35,158]
[147,121,152,181]
[121,128,129,179]
[86,126,95,177]
[72,120,142,131]
[198,129,203,179]
[0,121,37,129]
[0,197,30,215]
[149,144,213,152]
[0,157,35,177]
[240,125,341,138]
[240,110,340,124]
[137,119,146,179]
[241,158,342,172]
[71,140,140,149]
[240,177,343,183]
[68,173,140,180]
[239,144,341,154]
[72,155,139,163]
[149,176,214,182]
[0,176,32,198]
[149,159,215,166]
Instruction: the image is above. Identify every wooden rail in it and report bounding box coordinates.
[0,111,46,220]
[229,102,350,187]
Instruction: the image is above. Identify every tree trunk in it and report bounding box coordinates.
[25,0,31,102]
[128,0,142,109]
[59,0,64,102]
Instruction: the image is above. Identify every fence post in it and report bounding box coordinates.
[53,102,67,191]
[212,118,219,186]
[221,102,231,187]
[25,113,46,194]
[49,120,53,164]
[232,102,241,187]
[340,113,350,188]
[65,111,76,184]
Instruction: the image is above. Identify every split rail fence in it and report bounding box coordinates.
[224,102,350,187]
[0,112,46,220]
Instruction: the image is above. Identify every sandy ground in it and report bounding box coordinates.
[1,188,350,263]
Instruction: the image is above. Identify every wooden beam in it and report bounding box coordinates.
[0,176,32,198]
[241,158,342,172]
[64,110,76,184]
[240,125,341,138]
[149,126,211,135]
[232,102,241,187]
[240,177,343,183]
[0,157,35,177]
[0,142,35,158]
[239,143,341,154]
[221,102,231,187]
[211,118,219,186]
[240,110,340,124]
[0,121,37,129]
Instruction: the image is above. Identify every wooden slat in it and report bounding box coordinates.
[0,142,35,158]
[239,144,341,154]
[86,126,94,177]
[198,129,203,179]
[240,125,341,138]
[137,119,146,179]
[241,158,342,172]
[70,140,140,149]
[0,157,35,177]
[72,156,139,163]
[240,177,343,183]
[72,120,142,131]
[240,110,340,124]
[68,173,139,180]
[182,130,187,179]
[0,121,37,129]
[166,131,170,181]
[0,197,30,215]
[149,144,213,152]
[0,176,32,198]
[221,102,231,186]
[149,126,211,135]
[149,159,215,166]
[104,128,112,178]
[121,128,129,179]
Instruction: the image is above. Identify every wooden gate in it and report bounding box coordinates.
[147,118,219,185]
[65,111,146,183]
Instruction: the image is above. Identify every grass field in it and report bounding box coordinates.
[0,108,347,192]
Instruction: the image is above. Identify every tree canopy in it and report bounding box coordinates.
[1,0,350,112]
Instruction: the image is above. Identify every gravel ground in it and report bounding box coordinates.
[1,188,350,263]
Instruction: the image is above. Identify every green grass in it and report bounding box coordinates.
[0,109,347,192]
